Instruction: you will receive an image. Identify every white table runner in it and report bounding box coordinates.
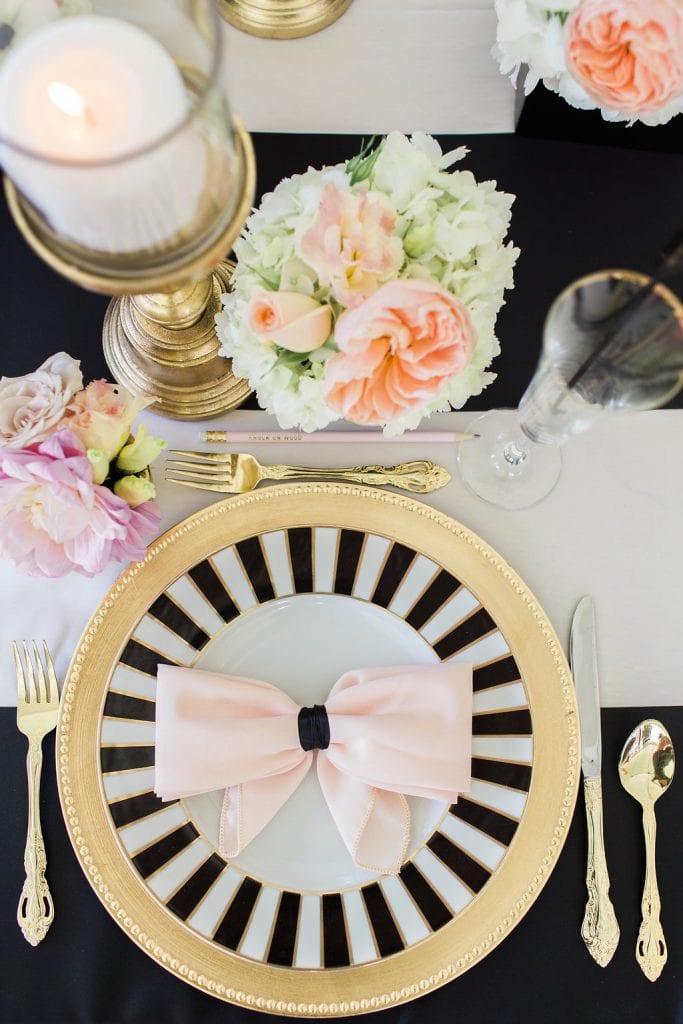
[1,408,680,708]
[221,0,516,134]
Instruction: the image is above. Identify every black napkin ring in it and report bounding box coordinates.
[298,704,330,751]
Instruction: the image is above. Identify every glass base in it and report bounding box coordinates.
[457,411,562,510]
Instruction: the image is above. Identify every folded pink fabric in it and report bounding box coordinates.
[155,663,472,875]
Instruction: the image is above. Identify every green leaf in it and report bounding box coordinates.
[245,264,280,290]
[273,349,313,374]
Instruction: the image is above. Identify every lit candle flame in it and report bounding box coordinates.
[47,81,86,118]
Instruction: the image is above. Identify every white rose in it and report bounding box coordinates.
[0,352,83,449]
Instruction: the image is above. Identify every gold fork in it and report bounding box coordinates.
[165,451,450,494]
[14,641,59,946]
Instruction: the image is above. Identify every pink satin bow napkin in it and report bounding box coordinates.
[155,663,472,875]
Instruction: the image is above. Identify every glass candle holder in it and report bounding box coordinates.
[0,0,255,419]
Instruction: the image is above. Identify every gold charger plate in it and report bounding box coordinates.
[57,484,578,1016]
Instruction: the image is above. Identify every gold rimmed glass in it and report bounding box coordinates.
[0,0,255,419]
[458,270,683,510]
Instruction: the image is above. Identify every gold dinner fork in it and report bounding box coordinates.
[165,451,451,494]
[14,641,59,946]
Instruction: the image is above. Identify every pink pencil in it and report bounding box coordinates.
[202,429,478,444]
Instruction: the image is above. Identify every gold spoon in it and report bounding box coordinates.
[618,719,675,981]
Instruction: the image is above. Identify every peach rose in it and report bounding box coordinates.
[300,184,404,307]
[324,279,476,425]
[247,288,332,353]
[60,380,151,461]
[566,0,683,114]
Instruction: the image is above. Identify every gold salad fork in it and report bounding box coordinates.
[165,451,451,494]
[14,641,59,946]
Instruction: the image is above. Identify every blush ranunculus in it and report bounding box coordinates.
[300,184,404,307]
[246,288,332,353]
[0,428,161,578]
[566,0,683,114]
[60,380,152,461]
[323,279,476,426]
[0,352,83,449]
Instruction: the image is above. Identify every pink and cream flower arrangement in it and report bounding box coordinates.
[494,0,683,125]
[216,133,519,433]
[0,353,165,577]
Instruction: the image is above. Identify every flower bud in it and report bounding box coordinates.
[113,474,156,508]
[87,449,110,485]
[116,425,166,473]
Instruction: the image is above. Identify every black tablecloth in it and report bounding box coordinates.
[1,132,683,406]
[1,132,683,1023]
[1,709,682,1024]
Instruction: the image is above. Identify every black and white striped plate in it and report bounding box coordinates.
[59,484,577,1015]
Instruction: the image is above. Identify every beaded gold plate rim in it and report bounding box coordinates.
[57,484,579,1015]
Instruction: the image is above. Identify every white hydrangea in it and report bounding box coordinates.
[216,133,519,433]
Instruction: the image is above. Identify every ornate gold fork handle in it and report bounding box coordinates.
[260,460,451,494]
[636,804,667,981]
[581,777,619,966]
[17,735,54,946]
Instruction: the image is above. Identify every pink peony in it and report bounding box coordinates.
[60,380,152,461]
[0,429,161,578]
[566,0,683,115]
[324,278,476,426]
[300,184,404,307]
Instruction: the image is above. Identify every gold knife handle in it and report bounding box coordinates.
[17,736,54,946]
[582,777,619,966]
[636,803,667,981]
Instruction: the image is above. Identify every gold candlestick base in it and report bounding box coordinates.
[4,117,256,420]
[103,260,251,420]
[218,0,353,38]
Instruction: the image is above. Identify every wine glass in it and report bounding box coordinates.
[457,269,683,510]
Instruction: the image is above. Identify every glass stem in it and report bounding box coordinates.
[502,440,528,466]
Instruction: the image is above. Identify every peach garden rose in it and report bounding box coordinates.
[566,0,683,115]
[323,279,476,425]
[494,0,683,125]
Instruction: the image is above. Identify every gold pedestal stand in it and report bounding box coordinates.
[101,259,248,419]
[4,118,256,420]
[218,0,353,38]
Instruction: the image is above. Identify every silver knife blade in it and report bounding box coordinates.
[570,595,602,780]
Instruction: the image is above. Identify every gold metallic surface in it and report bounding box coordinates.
[581,777,619,966]
[57,484,579,1014]
[165,451,451,492]
[102,259,251,419]
[14,641,59,947]
[218,0,353,38]
[619,719,675,982]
